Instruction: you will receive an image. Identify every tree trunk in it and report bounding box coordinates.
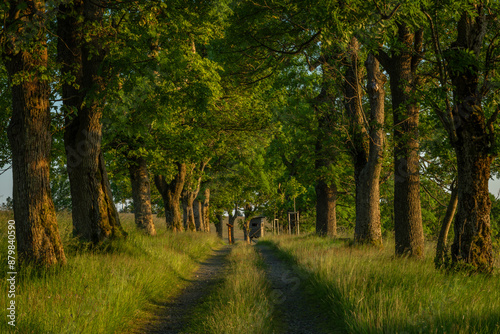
[57,0,126,243]
[346,50,386,246]
[193,200,203,231]
[154,163,186,232]
[182,197,188,230]
[452,144,493,271]
[203,188,210,232]
[435,182,458,268]
[314,84,337,238]
[128,156,156,236]
[444,8,494,273]
[377,24,425,258]
[216,213,223,239]
[315,180,337,237]
[3,0,66,266]
[182,191,196,231]
[228,209,238,244]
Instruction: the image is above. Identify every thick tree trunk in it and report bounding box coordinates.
[128,156,156,236]
[435,182,458,268]
[57,0,126,243]
[347,52,386,246]
[344,41,385,246]
[444,9,494,273]
[314,84,337,238]
[315,180,337,237]
[216,213,223,239]
[182,191,196,231]
[3,0,66,266]
[154,163,186,232]
[452,144,493,271]
[182,198,188,230]
[203,188,210,232]
[193,200,203,231]
[377,24,425,257]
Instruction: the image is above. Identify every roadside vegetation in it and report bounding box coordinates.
[185,242,280,334]
[261,234,500,334]
[0,211,221,334]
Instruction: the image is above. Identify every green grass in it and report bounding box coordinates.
[185,242,280,334]
[0,211,222,333]
[262,234,500,334]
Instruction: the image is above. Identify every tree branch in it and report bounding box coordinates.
[249,29,322,56]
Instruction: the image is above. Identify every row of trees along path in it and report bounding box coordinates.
[1,0,499,275]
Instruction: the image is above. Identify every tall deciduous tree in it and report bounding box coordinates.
[57,0,126,243]
[345,40,386,246]
[425,2,499,272]
[377,23,425,258]
[1,0,66,265]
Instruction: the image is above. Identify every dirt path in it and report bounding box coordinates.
[256,243,328,334]
[136,246,231,334]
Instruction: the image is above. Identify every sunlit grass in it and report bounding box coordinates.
[0,211,222,333]
[185,242,280,334]
[263,234,500,334]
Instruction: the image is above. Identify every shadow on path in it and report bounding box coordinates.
[139,246,231,334]
[256,242,346,334]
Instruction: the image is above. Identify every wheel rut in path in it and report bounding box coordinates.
[139,245,231,334]
[256,243,327,334]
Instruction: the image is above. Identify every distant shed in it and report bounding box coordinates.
[249,216,267,239]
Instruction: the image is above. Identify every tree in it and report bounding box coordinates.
[424,2,500,272]
[1,0,66,266]
[57,0,126,243]
[345,43,386,246]
[376,21,425,258]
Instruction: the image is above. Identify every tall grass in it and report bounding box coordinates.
[264,234,500,334]
[0,211,222,333]
[185,243,280,334]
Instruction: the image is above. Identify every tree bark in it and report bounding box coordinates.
[182,191,196,231]
[314,82,337,237]
[128,155,156,236]
[193,200,203,231]
[182,199,188,230]
[443,7,494,272]
[202,188,210,232]
[154,163,186,232]
[182,161,208,231]
[216,213,223,239]
[228,204,238,244]
[345,46,386,246]
[377,24,425,258]
[3,0,66,266]
[57,0,126,243]
[315,179,337,237]
[435,182,458,268]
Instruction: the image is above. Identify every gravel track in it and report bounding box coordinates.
[138,246,231,334]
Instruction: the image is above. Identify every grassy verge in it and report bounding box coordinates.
[262,234,500,334]
[0,211,222,333]
[185,242,280,334]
